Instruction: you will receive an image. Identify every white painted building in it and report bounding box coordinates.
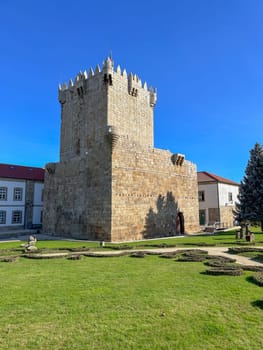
[0,164,44,232]
[197,171,239,228]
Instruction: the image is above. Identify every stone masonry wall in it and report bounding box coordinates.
[107,68,154,148]
[219,206,235,228]
[43,142,112,241]
[111,137,200,241]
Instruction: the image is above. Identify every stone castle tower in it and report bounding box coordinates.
[43,57,200,241]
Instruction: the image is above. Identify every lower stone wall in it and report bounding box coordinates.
[43,138,200,242]
[43,145,112,241]
[219,206,235,228]
[111,138,200,241]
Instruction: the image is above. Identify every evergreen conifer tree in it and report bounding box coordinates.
[235,143,263,230]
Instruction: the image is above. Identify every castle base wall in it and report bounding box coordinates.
[43,146,112,241]
[111,138,200,242]
[219,206,235,228]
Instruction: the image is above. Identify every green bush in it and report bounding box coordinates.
[160,253,178,259]
[130,252,145,258]
[204,260,236,268]
[252,272,263,286]
[67,254,82,260]
[177,255,207,262]
[0,256,19,263]
[228,247,263,254]
[205,268,243,276]
[206,255,236,263]
[240,265,263,272]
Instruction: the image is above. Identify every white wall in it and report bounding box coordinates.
[198,183,218,209]
[32,207,43,225]
[32,182,44,225]
[218,183,239,207]
[0,179,26,227]
[0,179,26,205]
[33,182,44,205]
[0,179,44,228]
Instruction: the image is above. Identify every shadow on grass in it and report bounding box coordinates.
[248,254,263,264]
[251,300,263,310]
[246,276,261,287]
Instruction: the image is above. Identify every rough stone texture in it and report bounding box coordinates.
[43,58,200,241]
[219,206,235,228]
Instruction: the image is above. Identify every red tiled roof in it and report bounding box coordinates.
[0,163,45,181]
[197,171,239,186]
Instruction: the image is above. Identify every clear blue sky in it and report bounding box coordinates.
[1,0,263,182]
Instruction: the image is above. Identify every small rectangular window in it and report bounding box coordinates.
[0,187,7,200]
[198,191,205,202]
[228,192,233,202]
[40,210,43,223]
[41,189,44,202]
[0,211,6,224]
[12,211,22,224]
[14,187,23,201]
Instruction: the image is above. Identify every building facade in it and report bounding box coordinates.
[197,171,239,228]
[0,164,44,232]
[43,57,200,241]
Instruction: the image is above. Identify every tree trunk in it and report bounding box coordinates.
[261,220,263,232]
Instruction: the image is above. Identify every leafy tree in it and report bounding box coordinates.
[235,143,263,230]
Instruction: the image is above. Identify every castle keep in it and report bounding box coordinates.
[43,58,200,241]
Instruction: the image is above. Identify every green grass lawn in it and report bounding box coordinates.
[0,252,263,350]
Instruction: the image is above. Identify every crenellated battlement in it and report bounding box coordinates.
[58,57,157,107]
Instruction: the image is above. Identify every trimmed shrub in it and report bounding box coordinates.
[205,268,243,276]
[68,247,90,252]
[228,247,263,254]
[177,255,207,262]
[252,272,263,286]
[144,243,177,248]
[0,256,19,262]
[205,262,239,270]
[110,245,134,250]
[205,255,236,263]
[83,252,129,257]
[160,253,178,259]
[130,252,145,258]
[183,242,216,247]
[178,249,208,255]
[67,254,82,260]
[240,265,263,272]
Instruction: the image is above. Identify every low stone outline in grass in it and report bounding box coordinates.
[0,255,19,262]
